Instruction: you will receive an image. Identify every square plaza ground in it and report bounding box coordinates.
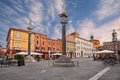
[0,58,119,80]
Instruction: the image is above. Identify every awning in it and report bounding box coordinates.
[95,50,114,54]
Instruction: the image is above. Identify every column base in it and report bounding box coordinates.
[25,55,37,63]
[53,55,75,67]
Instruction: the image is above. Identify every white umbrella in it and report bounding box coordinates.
[15,52,28,55]
[51,53,62,56]
[30,52,43,55]
[95,50,114,54]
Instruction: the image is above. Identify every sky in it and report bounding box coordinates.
[0,0,120,48]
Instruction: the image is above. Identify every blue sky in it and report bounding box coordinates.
[0,0,120,48]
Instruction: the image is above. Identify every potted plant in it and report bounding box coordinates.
[14,55,25,66]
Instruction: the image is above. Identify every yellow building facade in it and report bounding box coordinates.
[6,28,35,58]
[66,41,76,58]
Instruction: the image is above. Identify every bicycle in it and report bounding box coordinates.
[102,58,116,66]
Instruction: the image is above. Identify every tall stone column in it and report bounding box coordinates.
[27,20,33,55]
[25,19,36,63]
[59,12,68,55]
[112,29,117,54]
[54,6,75,67]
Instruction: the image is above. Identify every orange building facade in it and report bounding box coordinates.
[91,39,100,49]
[0,45,6,57]
[34,33,62,59]
[6,28,62,59]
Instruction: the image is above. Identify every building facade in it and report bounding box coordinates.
[0,45,6,57]
[6,28,62,59]
[34,33,62,59]
[66,41,76,58]
[66,32,93,58]
[76,37,93,58]
[90,34,100,50]
[103,41,120,53]
[6,28,35,58]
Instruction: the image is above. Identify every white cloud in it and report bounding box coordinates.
[10,0,25,13]
[55,0,64,13]
[77,19,96,38]
[29,0,43,23]
[76,17,120,45]
[48,4,55,21]
[67,20,75,35]
[47,0,64,21]
[51,24,61,39]
[0,2,19,17]
[96,0,120,20]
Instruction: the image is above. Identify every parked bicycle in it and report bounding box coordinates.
[102,57,117,66]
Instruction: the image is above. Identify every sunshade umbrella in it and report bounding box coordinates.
[95,50,114,54]
[51,53,62,56]
[15,52,28,55]
[30,52,43,55]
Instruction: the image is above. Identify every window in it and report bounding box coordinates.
[16,33,20,38]
[48,47,51,51]
[42,41,44,46]
[42,47,45,52]
[37,35,39,39]
[49,41,50,45]
[15,42,20,50]
[53,48,55,51]
[36,40,38,45]
[16,42,19,48]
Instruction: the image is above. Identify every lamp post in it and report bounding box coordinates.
[27,19,33,55]
[59,6,68,56]
[112,29,117,55]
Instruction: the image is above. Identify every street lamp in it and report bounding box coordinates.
[112,29,117,54]
[59,6,68,56]
[27,19,33,55]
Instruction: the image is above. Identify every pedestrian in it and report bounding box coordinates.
[93,54,96,61]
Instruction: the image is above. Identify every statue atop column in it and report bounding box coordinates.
[112,29,117,42]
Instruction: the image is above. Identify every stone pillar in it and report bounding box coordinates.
[59,12,68,55]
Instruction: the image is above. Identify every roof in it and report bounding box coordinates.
[76,36,92,43]
[66,41,76,44]
[6,28,46,41]
[91,39,100,41]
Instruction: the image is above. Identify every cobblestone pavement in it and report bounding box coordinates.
[98,63,120,80]
[0,58,110,80]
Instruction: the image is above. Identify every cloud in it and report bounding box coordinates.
[76,17,120,45]
[96,0,120,20]
[76,19,96,38]
[48,4,55,21]
[55,0,64,13]
[47,0,64,21]
[9,0,25,13]
[67,20,75,35]
[29,0,43,23]
[0,1,20,18]
[51,24,62,39]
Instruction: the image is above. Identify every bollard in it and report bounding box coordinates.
[77,61,79,66]
[53,60,54,67]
